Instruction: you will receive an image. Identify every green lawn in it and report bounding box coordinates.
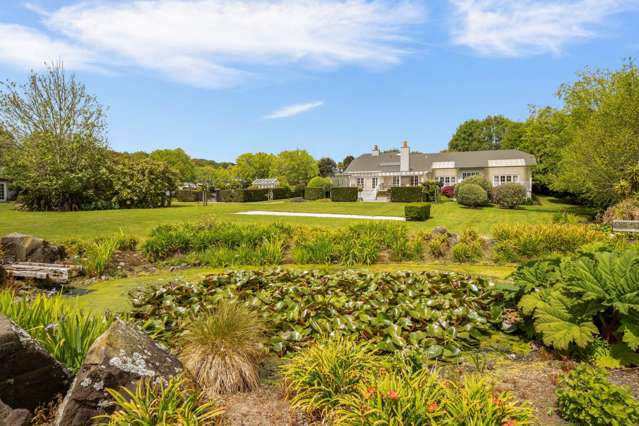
[0,196,586,243]
[71,262,516,314]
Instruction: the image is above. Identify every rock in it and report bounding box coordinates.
[431,226,448,236]
[55,319,182,426]
[0,233,65,263]
[0,398,31,426]
[0,315,71,411]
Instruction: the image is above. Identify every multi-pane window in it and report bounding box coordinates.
[438,176,456,186]
[493,175,519,186]
[410,176,419,186]
[392,176,400,186]
[372,177,378,189]
[356,177,364,188]
[462,171,479,180]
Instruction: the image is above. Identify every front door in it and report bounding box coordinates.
[0,182,5,202]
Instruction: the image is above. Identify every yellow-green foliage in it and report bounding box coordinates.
[99,376,223,425]
[492,223,606,261]
[0,291,110,372]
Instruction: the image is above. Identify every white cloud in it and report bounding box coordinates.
[449,0,636,56]
[264,100,324,119]
[0,0,424,88]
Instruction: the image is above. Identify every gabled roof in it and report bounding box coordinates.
[344,149,536,173]
[252,178,279,185]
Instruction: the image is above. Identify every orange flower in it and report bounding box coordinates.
[492,397,504,406]
[386,390,399,400]
[502,420,517,426]
[427,402,439,413]
[364,387,376,399]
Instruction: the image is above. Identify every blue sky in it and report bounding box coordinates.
[1,1,638,162]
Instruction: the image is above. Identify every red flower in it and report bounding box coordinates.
[502,420,517,426]
[427,402,439,413]
[386,390,399,400]
[493,397,504,406]
[364,387,376,399]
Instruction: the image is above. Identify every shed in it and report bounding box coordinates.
[251,178,279,189]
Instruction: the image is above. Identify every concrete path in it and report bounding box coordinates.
[236,210,405,221]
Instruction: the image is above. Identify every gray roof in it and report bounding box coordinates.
[345,149,536,173]
[252,178,279,185]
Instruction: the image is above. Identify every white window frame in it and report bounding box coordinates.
[438,176,456,186]
[493,175,519,186]
[0,182,5,202]
[392,176,400,187]
[410,176,419,186]
[356,177,364,188]
[462,171,480,180]
[371,177,378,189]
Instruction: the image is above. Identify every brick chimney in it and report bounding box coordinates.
[372,144,380,157]
[400,141,409,171]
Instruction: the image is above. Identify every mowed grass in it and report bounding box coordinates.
[0,196,586,243]
[71,262,516,314]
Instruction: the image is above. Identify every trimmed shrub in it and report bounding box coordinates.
[180,301,266,396]
[304,187,326,200]
[175,189,202,202]
[492,183,527,208]
[441,185,455,198]
[405,203,431,221]
[306,176,332,189]
[390,186,423,202]
[456,175,492,194]
[272,187,292,199]
[331,187,358,202]
[217,189,245,202]
[244,189,269,202]
[456,184,488,207]
[422,180,440,202]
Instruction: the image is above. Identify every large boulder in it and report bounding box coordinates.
[55,319,182,426]
[0,399,31,426]
[0,233,65,264]
[0,315,72,411]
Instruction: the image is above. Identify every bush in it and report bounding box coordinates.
[457,175,492,194]
[217,189,245,202]
[452,242,482,263]
[404,203,431,221]
[556,364,639,425]
[422,180,440,202]
[304,187,326,200]
[427,233,449,258]
[175,189,202,202]
[306,176,332,189]
[180,301,266,396]
[282,337,380,417]
[100,376,223,425]
[492,183,528,208]
[492,223,606,261]
[456,184,488,207]
[331,187,358,202]
[602,198,639,224]
[441,185,455,198]
[84,237,120,277]
[0,291,110,372]
[390,186,423,202]
[292,230,337,264]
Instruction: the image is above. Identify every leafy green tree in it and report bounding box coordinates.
[150,148,196,182]
[307,176,332,189]
[340,155,355,170]
[448,115,523,151]
[553,62,639,206]
[317,157,337,177]
[234,152,274,182]
[271,150,318,187]
[4,131,109,210]
[109,153,177,208]
[0,62,106,143]
[211,167,241,189]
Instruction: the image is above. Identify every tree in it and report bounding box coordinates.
[553,61,639,206]
[150,148,196,182]
[0,126,14,167]
[0,62,107,143]
[340,155,355,170]
[3,131,109,210]
[317,157,337,177]
[271,150,319,187]
[210,167,241,189]
[448,115,523,152]
[234,152,274,182]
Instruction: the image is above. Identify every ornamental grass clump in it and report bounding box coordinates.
[282,337,380,418]
[100,376,223,425]
[179,300,266,396]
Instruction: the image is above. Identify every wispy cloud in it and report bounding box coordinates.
[264,101,324,119]
[449,0,637,56]
[0,0,425,88]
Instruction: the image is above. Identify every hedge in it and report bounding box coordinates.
[304,187,326,200]
[331,187,358,202]
[390,186,423,202]
[217,189,246,202]
[405,203,431,221]
[175,190,202,202]
[218,188,293,202]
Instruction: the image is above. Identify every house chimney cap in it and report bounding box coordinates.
[402,141,409,148]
